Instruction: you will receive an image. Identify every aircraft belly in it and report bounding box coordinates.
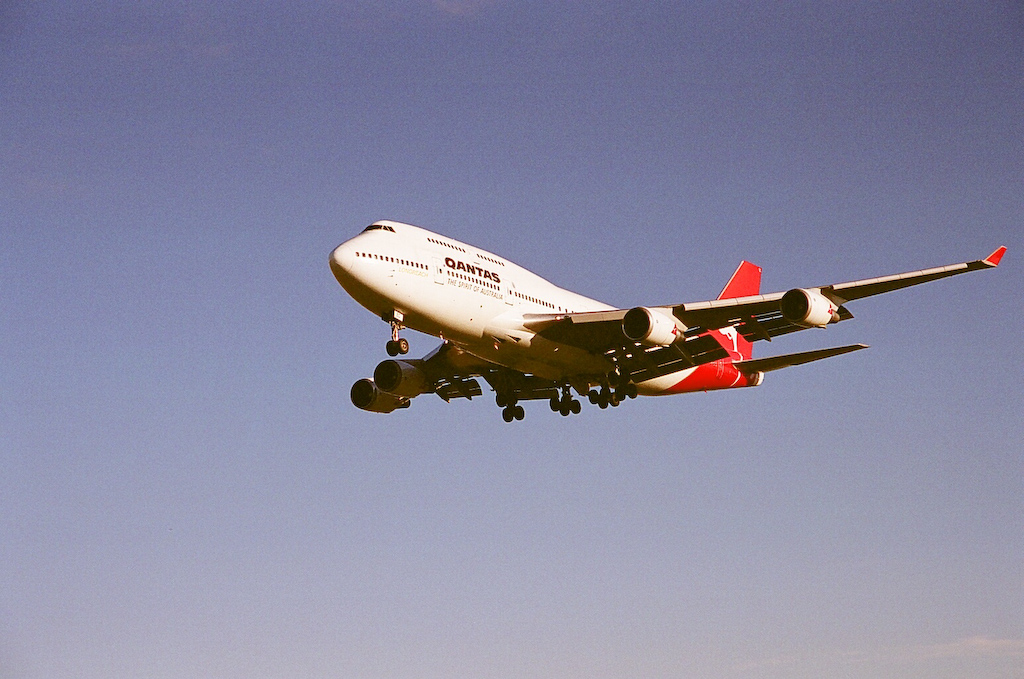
[636,369,697,395]
[463,334,610,381]
[638,361,758,395]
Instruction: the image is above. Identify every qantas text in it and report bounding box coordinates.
[444,257,501,284]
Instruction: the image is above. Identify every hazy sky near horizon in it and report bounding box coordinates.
[2,2,1022,678]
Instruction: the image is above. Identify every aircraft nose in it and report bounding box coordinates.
[330,241,356,281]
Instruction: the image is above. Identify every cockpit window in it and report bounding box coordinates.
[362,224,395,233]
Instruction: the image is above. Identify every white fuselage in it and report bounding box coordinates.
[329,220,629,382]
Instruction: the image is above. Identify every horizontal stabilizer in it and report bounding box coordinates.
[735,344,868,373]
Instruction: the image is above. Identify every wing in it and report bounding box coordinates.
[526,246,1005,382]
[417,341,488,401]
[675,245,1006,334]
[413,341,562,402]
[528,310,733,382]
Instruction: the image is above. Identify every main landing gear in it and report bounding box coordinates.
[586,372,638,409]
[496,392,525,422]
[493,371,638,423]
[549,386,582,417]
[384,311,409,356]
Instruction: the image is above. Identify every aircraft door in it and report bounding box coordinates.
[432,257,446,285]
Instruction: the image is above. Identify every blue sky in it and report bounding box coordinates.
[2,2,1021,678]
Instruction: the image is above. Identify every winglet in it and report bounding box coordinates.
[984,246,1007,267]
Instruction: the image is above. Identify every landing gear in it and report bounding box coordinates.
[502,404,525,422]
[384,311,409,356]
[385,337,409,356]
[584,369,638,410]
[589,387,613,409]
[497,391,525,422]
[607,367,637,403]
[552,386,581,416]
[496,378,632,422]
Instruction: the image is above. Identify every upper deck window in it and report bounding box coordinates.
[362,224,395,233]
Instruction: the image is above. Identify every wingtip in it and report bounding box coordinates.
[984,246,1007,267]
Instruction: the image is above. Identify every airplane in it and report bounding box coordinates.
[329,220,1005,422]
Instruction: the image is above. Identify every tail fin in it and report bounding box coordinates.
[718,261,761,299]
[713,261,761,360]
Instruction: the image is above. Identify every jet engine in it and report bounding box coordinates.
[350,378,410,413]
[622,307,680,346]
[780,288,840,328]
[373,359,432,398]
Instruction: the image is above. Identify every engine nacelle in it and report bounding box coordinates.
[373,359,432,398]
[780,288,840,328]
[622,307,681,346]
[350,378,411,413]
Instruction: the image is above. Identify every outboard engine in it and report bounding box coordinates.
[622,307,681,346]
[780,289,840,328]
[350,378,410,413]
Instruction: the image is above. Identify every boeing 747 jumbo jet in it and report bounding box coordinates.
[330,220,1005,422]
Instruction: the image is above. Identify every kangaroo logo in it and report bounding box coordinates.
[718,325,740,356]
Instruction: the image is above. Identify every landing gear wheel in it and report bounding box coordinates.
[502,407,515,423]
[570,399,581,415]
[549,396,560,412]
[386,313,407,356]
[513,405,525,420]
[496,393,508,408]
[626,383,637,399]
[588,390,600,405]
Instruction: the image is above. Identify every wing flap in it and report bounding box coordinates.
[482,370,559,401]
[435,378,483,401]
[615,334,729,382]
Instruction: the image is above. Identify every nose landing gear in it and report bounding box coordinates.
[384,311,409,356]
[386,337,409,356]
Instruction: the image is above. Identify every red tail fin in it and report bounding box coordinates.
[718,260,761,299]
[713,261,761,360]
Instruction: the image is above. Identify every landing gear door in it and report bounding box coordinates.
[432,257,446,285]
[505,281,515,305]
